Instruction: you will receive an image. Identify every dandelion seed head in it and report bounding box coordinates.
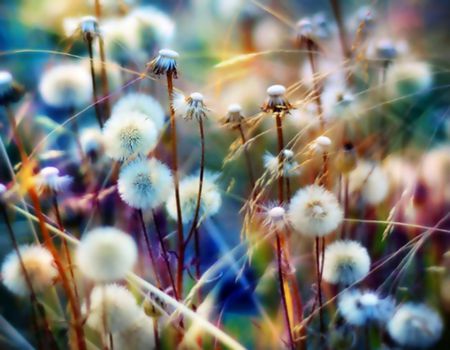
[103,111,158,161]
[80,127,104,160]
[338,289,395,326]
[184,92,208,120]
[310,135,332,154]
[225,103,244,126]
[263,151,299,178]
[80,16,99,39]
[83,284,141,333]
[262,84,293,113]
[0,71,13,95]
[118,158,173,210]
[76,227,137,282]
[322,240,371,285]
[0,183,6,196]
[112,312,156,350]
[262,204,289,229]
[39,63,92,108]
[228,103,241,113]
[375,38,398,61]
[166,173,221,223]
[1,245,57,296]
[386,61,432,97]
[288,185,343,237]
[296,18,313,37]
[0,71,24,105]
[36,166,72,192]
[388,303,443,348]
[349,160,390,205]
[149,48,179,76]
[112,93,165,133]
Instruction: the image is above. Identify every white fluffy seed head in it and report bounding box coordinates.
[76,227,137,282]
[149,48,179,76]
[263,204,289,230]
[0,71,13,96]
[166,173,222,223]
[118,158,173,210]
[288,185,343,237]
[296,18,313,37]
[83,284,142,333]
[386,61,432,97]
[338,289,395,326]
[227,103,242,113]
[310,135,332,154]
[159,48,179,58]
[322,240,371,285]
[102,111,158,161]
[387,303,443,348]
[267,84,286,97]
[80,127,104,158]
[39,63,92,108]
[1,245,58,296]
[36,166,72,192]
[112,93,165,133]
[349,160,390,205]
[263,151,299,178]
[112,313,156,350]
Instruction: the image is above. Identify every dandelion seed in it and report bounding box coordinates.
[338,289,395,326]
[288,184,343,237]
[1,245,58,296]
[166,172,221,223]
[118,158,173,210]
[112,93,166,133]
[261,84,293,114]
[112,312,156,350]
[39,63,92,108]
[263,149,299,178]
[83,284,142,333]
[322,240,371,285]
[0,71,24,106]
[148,48,179,77]
[36,166,72,193]
[76,227,137,282]
[387,303,443,348]
[102,111,158,161]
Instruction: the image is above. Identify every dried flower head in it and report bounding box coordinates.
[225,103,244,127]
[39,63,92,108]
[263,149,299,178]
[80,16,100,41]
[184,92,208,121]
[148,48,179,77]
[387,303,443,348]
[112,93,165,133]
[1,245,58,296]
[322,240,371,285]
[166,172,221,223]
[118,158,173,210]
[36,166,72,193]
[338,289,395,326]
[83,284,142,333]
[0,71,25,106]
[288,184,343,237]
[102,111,158,161]
[261,84,293,113]
[76,227,137,282]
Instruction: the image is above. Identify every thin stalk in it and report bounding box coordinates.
[98,36,111,119]
[166,71,184,299]
[306,41,325,131]
[1,204,57,350]
[329,0,351,60]
[184,118,205,250]
[138,209,162,288]
[51,191,80,302]
[343,175,349,238]
[275,112,284,204]
[237,122,256,189]
[276,234,295,350]
[5,104,27,161]
[315,237,325,335]
[152,210,178,300]
[86,35,104,128]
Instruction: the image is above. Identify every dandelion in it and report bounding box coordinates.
[288,184,343,237]
[349,160,390,205]
[338,289,395,326]
[179,92,209,121]
[112,93,166,133]
[1,245,58,296]
[36,166,72,193]
[102,111,158,161]
[166,172,221,223]
[375,38,398,62]
[148,48,179,77]
[80,127,105,161]
[112,313,156,350]
[225,103,244,126]
[387,303,443,348]
[262,204,289,230]
[0,71,24,106]
[263,149,299,178]
[309,135,332,154]
[386,61,432,97]
[118,158,173,210]
[261,84,293,114]
[76,227,137,282]
[322,240,371,285]
[39,63,92,109]
[83,284,142,333]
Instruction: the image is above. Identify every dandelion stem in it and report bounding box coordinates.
[5,104,27,161]
[138,209,162,288]
[98,36,111,119]
[152,210,178,300]
[166,71,184,299]
[237,122,256,189]
[329,0,351,60]
[275,112,284,204]
[306,41,325,131]
[276,233,295,350]
[315,237,325,335]
[86,35,104,128]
